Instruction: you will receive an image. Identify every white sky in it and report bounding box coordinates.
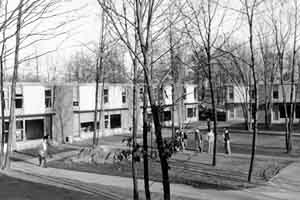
[3,0,297,81]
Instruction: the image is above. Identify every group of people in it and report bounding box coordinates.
[174,129,188,152]
[173,126,231,155]
[194,125,231,155]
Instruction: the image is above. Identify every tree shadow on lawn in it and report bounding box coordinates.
[47,151,284,191]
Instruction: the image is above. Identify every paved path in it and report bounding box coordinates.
[3,147,299,200]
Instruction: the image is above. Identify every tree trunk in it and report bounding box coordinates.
[248,21,258,183]
[0,0,7,166]
[3,0,23,170]
[93,59,100,146]
[144,55,170,200]
[207,53,218,166]
[142,73,150,200]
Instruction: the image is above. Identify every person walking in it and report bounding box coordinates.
[223,128,231,155]
[38,135,51,168]
[207,128,214,154]
[195,128,203,152]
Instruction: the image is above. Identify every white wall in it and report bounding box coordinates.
[79,84,128,111]
[79,85,96,110]
[184,84,197,104]
[163,85,173,105]
[23,85,45,114]
[226,86,249,103]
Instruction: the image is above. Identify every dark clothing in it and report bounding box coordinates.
[224,132,230,142]
[207,119,211,131]
[38,154,47,168]
[195,131,203,152]
[223,130,231,154]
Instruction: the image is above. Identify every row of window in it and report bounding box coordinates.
[80,114,122,131]
[73,88,127,107]
[228,104,300,120]
[228,86,280,100]
[162,106,197,121]
[1,89,52,109]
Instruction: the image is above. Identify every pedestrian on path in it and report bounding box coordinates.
[38,135,52,168]
[207,128,214,154]
[223,128,231,155]
[194,128,203,152]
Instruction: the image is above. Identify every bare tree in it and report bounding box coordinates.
[257,30,277,129]
[266,0,300,153]
[93,4,106,147]
[0,0,8,165]
[3,0,23,170]
[180,0,233,166]
[96,0,177,198]
[238,0,263,182]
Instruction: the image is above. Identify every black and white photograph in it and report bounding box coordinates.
[0,0,299,199]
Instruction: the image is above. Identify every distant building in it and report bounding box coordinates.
[224,83,300,123]
[0,82,55,150]
[1,82,200,150]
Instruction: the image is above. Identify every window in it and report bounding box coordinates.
[279,104,293,118]
[104,115,109,128]
[229,107,234,119]
[15,87,23,109]
[273,85,279,99]
[73,86,79,107]
[2,90,8,109]
[110,114,121,129]
[187,107,196,118]
[104,89,109,103]
[296,105,300,119]
[228,86,234,100]
[3,122,9,143]
[80,122,94,132]
[16,120,24,141]
[122,88,126,103]
[139,87,144,96]
[273,110,279,120]
[45,89,52,108]
[194,87,198,100]
[163,111,171,121]
[183,87,186,100]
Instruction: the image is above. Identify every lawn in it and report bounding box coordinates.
[170,127,300,157]
[49,130,296,190]
[48,151,290,190]
[45,128,299,190]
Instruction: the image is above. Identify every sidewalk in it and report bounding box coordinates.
[5,148,300,200]
[8,160,280,200]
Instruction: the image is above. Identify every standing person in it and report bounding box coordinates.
[180,129,187,151]
[207,128,214,154]
[207,118,211,132]
[223,128,231,155]
[174,129,181,152]
[38,135,51,168]
[195,128,203,152]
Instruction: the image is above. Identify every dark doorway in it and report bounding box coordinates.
[110,114,121,129]
[25,119,44,140]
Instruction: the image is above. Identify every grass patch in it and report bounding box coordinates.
[48,150,291,190]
